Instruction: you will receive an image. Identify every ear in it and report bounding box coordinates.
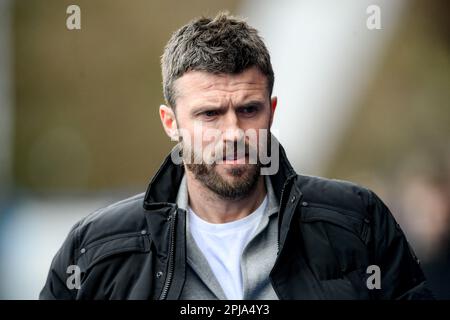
[269,96,278,127]
[159,104,179,141]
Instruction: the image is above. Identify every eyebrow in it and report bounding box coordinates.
[190,100,266,116]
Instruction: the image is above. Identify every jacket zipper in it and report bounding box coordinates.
[159,209,177,300]
[277,175,295,253]
[159,174,295,296]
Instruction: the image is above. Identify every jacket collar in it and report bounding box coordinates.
[143,136,298,209]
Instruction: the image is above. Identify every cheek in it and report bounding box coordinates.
[242,111,272,130]
[245,120,271,148]
[202,134,224,163]
[177,119,203,145]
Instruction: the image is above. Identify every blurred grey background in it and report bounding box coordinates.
[0,0,449,299]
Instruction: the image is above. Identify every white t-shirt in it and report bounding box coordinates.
[188,196,268,300]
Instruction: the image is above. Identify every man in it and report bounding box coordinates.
[40,13,433,300]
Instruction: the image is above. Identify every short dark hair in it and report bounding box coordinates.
[161,12,274,108]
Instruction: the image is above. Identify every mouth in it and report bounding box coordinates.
[222,152,248,164]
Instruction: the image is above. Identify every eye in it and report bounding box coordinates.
[238,105,259,116]
[202,110,219,118]
[204,110,218,117]
[199,110,219,120]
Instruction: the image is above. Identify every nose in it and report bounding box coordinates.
[221,111,244,143]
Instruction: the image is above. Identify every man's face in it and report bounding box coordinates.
[160,66,277,200]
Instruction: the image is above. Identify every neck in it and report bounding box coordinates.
[185,169,266,224]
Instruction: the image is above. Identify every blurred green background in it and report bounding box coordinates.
[13,0,239,192]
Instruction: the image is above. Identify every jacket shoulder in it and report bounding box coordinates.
[39,193,150,299]
[73,193,148,249]
[296,174,372,218]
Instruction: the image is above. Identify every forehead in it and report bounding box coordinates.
[174,67,269,107]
